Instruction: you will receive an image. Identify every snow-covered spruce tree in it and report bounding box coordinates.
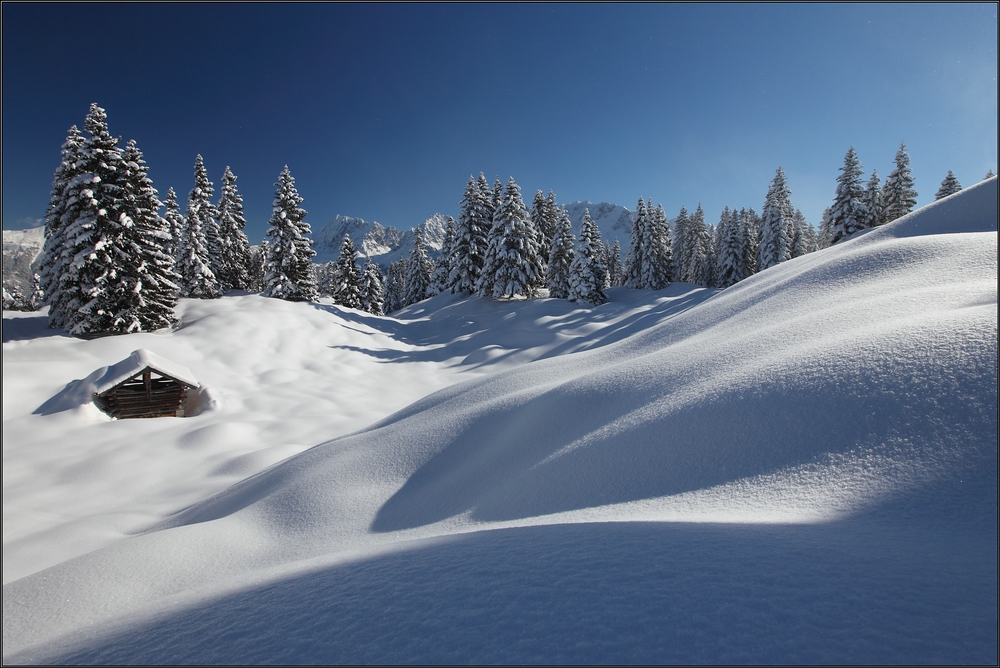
[603,239,623,287]
[985,169,996,180]
[935,171,962,200]
[384,259,407,312]
[624,198,648,289]
[653,204,674,285]
[37,125,84,328]
[116,138,179,332]
[491,177,504,219]
[331,235,362,308]
[262,166,317,302]
[715,207,744,288]
[642,198,670,289]
[449,174,491,294]
[740,207,759,274]
[568,209,608,305]
[405,225,434,306]
[829,147,868,245]
[215,166,252,291]
[758,167,793,271]
[685,204,710,285]
[861,170,885,230]
[162,187,185,262]
[245,243,267,292]
[670,207,689,282]
[429,216,456,295]
[178,155,220,298]
[817,206,834,249]
[882,142,917,223]
[545,206,575,299]
[790,209,815,258]
[359,258,385,316]
[478,177,542,299]
[530,189,558,267]
[54,103,136,335]
[315,261,335,297]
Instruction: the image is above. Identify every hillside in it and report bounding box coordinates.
[2,178,997,664]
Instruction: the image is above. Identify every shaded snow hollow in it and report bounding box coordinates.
[2,178,997,664]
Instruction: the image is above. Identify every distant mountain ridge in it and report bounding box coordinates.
[312,213,450,268]
[2,226,44,295]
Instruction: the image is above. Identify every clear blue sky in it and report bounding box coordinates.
[3,3,996,243]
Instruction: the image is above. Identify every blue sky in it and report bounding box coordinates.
[3,3,996,243]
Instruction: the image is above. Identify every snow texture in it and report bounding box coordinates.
[3,177,997,664]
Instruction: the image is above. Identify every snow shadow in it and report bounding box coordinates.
[1,311,67,342]
[315,286,714,370]
[21,520,997,665]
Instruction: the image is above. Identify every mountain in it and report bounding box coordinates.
[312,213,450,268]
[3,178,996,664]
[560,200,636,251]
[2,226,44,295]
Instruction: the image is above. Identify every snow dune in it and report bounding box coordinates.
[3,178,997,664]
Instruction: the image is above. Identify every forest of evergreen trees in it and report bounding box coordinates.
[23,102,992,331]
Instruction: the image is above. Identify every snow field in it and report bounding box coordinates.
[2,177,997,664]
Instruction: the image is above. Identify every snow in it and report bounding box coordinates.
[92,348,199,395]
[2,178,997,664]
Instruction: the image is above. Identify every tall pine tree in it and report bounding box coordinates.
[359,258,385,316]
[178,155,220,298]
[861,170,885,229]
[37,125,84,329]
[545,206,575,299]
[449,174,491,294]
[883,142,917,223]
[758,168,793,271]
[263,166,317,301]
[405,225,434,306]
[568,209,607,305]
[429,216,456,295]
[331,235,362,308]
[478,177,541,299]
[215,166,252,291]
[829,148,867,245]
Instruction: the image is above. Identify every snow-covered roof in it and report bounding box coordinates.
[93,349,199,395]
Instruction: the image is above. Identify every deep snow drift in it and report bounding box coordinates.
[2,178,997,664]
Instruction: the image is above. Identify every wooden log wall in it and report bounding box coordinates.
[95,370,190,419]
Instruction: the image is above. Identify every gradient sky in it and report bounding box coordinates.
[3,3,997,243]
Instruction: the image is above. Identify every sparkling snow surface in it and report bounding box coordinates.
[3,178,997,664]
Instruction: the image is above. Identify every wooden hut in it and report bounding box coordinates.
[92,349,199,419]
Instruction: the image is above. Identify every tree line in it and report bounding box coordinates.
[23,102,994,330]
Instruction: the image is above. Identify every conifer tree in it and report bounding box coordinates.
[624,198,649,289]
[829,148,867,245]
[568,210,607,305]
[331,235,362,308]
[817,207,834,249]
[530,189,558,265]
[405,225,434,306]
[478,177,541,299]
[263,166,317,301]
[790,209,815,257]
[55,104,134,335]
[934,170,962,200]
[758,168,793,271]
[37,125,84,329]
[449,174,491,294]
[163,187,185,262]
[359,258,385,316]
[652,203,674,285]
[216,166,252,291]
[883,142,917,222]
[740,207,760,274]
[178,155,221,298]
[116,138,179,331]
[385,259,407,312]
[671,207,689,282]
[686,204,710,285]
[545,207,575,299]
[245,244,267,292]
[985,169,996,180]
[606,238,625,287]
[430,216,456,295]
[861,170,885,229]
[716,207,745,288]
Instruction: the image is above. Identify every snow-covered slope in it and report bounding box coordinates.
[3,178,997,664]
